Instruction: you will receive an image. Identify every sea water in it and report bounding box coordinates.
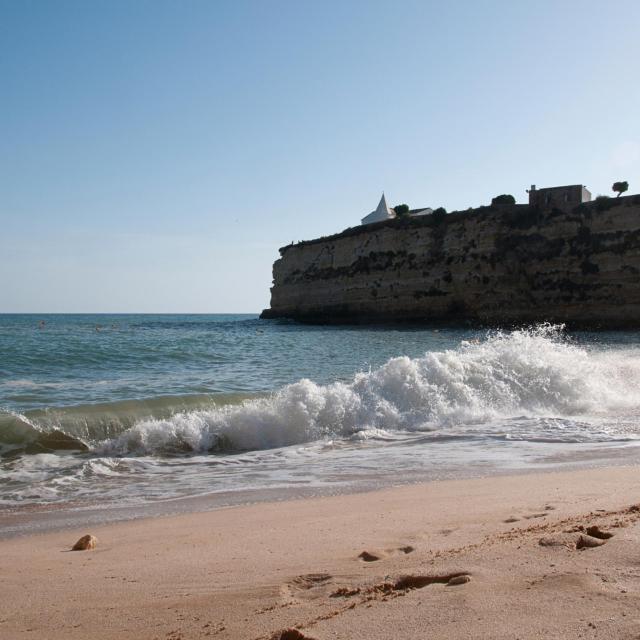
[2,314,640,521]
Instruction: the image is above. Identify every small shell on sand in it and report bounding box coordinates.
[72,534,97,551]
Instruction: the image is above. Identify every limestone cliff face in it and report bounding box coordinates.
[261,196,640,327]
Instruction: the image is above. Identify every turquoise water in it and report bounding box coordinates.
[0,314,476,410]
[2,314,640,511]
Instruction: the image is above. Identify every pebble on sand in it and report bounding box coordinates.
[72,534,98,551]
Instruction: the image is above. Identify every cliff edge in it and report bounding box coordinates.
[261,196,640,327]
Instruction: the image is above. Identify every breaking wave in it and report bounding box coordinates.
[4,325,640,459]
[95,325,640,454]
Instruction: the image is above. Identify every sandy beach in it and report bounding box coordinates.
[1,466,639,639]
[4,0,640,638]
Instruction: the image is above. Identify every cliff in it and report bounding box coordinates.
[260,195,640,327]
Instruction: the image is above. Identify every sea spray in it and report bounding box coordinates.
[95,325,640,455]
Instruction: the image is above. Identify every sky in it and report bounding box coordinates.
[1,0,639,313]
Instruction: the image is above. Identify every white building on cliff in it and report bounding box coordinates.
[361,193,433,225]
[361,193,393,225]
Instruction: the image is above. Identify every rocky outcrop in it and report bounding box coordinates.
[260,195,640,328]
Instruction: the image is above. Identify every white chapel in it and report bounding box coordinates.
[361,193,394,225]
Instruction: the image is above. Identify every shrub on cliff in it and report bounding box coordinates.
[432,207,447,223]
[595,195,616,212]
[612,181,629,198]
[393,204,410,218]
[491,194,516,206]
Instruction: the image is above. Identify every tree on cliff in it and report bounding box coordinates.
[612,181,629,198]
[491,194,516,206]
[393,204,410,217]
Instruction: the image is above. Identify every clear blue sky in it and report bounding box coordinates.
[1,0,639,313]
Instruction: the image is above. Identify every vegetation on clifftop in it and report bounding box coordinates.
[613,181,629,198]
[491,194,516,206]
[393,204,410,217]
[432,207,447,223]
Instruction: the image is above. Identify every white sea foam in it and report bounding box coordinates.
[99,326,640,455]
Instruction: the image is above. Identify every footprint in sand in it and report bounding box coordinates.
[270,630,316,640]
[539,524,614,550]
[291,573,332,590]
[330,586,361,598]
[394,573,471,589]
[507,507,556,523]
[358,546,415,562]
[575,535,605,549]
[575,525,614,549]
[398,545,415,554]
[331,572,472,600]
[584,525,614,540]
[281,573,333,604]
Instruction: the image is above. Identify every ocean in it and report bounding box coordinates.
[2,314,640,530]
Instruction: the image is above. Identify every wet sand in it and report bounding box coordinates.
[1,466,640,639]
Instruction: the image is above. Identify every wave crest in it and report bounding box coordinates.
[98,325,640,455]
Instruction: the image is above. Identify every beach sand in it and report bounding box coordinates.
[2,466,640,639]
